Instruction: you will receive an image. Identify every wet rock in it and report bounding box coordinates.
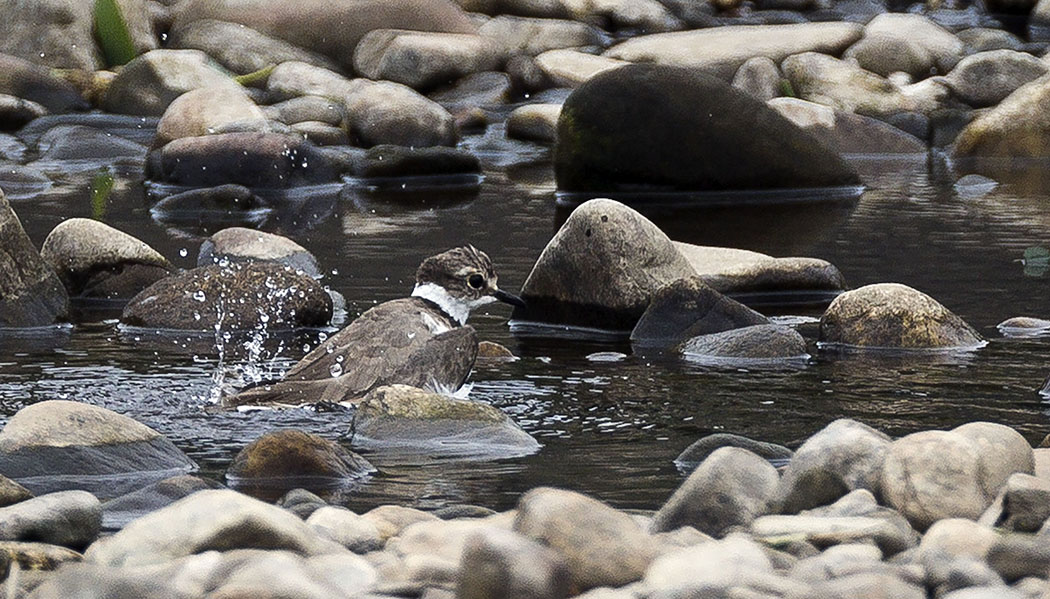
[456,528,572,599]
[675,433,793,471]
[0,491,101,549]
[919,518,998,561]
[32,125,147,162]
[167,19,339,75]
[40,218,174,302]
[263,96,346,127]
[944,50,1049,108]
[174,0,476,71]
[603,23,862,79]
[354,30,505,91]
[881,430,989,530]
[0,0,154,71]
[956,28,1025,53]
[227,429,374,485]
[86,489,345,567]
[0,190,69,326]
[0,54,87,113]
[782,52,937,117]
[306,506,383,553]
[769,98,926,155]
[147,131,334,188]
[0,400,195,495]
[953,422,1034,501]
[679,324,808,362]
[732,56,781,102]
[506,104,561,144]
[350,385,539,455]
[513,487,657,590]
[198,227,319,278]
[0,94,46,131]
[819,283,983,349]
[651,447,778,537]
[630,277,768,348]
[777,419,892,514]
[997,316,1050,334]
[953,74,1050,159]
[150,184,269,221]
[101,475,224,530]
[120,261,332,332]
[478,16,605,57]
[986,534,1050,582]
[155,85,267,147]
[358,145,480,179]
[103,50,235,116]
[674,243,849,300]
[533,49,628,88]
[979,473,1050,533]
[860,13,965,74]
[751,513,916,556]
[511,198,696,331]
[555,64,859,193]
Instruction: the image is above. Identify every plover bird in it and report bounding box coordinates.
[227,246,524,407]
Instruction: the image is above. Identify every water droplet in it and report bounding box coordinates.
[193,311,201,321]
[192,290,206,302]
[329,363,343,377]
[179,248,189,258]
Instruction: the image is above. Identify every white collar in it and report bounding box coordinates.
[411,283,494,325]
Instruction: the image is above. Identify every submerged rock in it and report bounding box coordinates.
[512,198,696,331]
[675,433,793,471]
[0,190,69,327]
[198,227,320,278]
[147,132,335,188]
[819,283,983,350]
[679,324,808,362]
[227,430,374,485]
[357,145,480,179]
[0,401,194,496]
[630,277,768,348]
[33,125,148,162]
[40,218,174,302]
[350,385,539,456]
[150,184,269,219]
[120,262,332,332]
[555,64,859,193]
[997,316,1050,335]
[102,50,235,117]
[85,489,346,567]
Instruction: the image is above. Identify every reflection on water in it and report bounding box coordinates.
[1,136,1050,511]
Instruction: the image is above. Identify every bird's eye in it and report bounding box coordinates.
[468,274,484,289]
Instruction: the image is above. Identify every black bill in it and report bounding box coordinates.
[494,289,527,308]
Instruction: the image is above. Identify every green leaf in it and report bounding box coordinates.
[94,0,138,67]
[90,169,115,221]
[234,64,276,87]
[779,79,795,98]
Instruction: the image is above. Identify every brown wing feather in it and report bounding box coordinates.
[227,298,475,407]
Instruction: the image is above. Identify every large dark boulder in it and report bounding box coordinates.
[226,430,374,486]
[0,190,69,327]
[120,262,332,332]
[554,64,859,193]
[146,132,335,189]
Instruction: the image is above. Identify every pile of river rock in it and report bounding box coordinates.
[0,396,1049,599]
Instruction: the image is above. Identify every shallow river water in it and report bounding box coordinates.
[1,121,1049,513]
